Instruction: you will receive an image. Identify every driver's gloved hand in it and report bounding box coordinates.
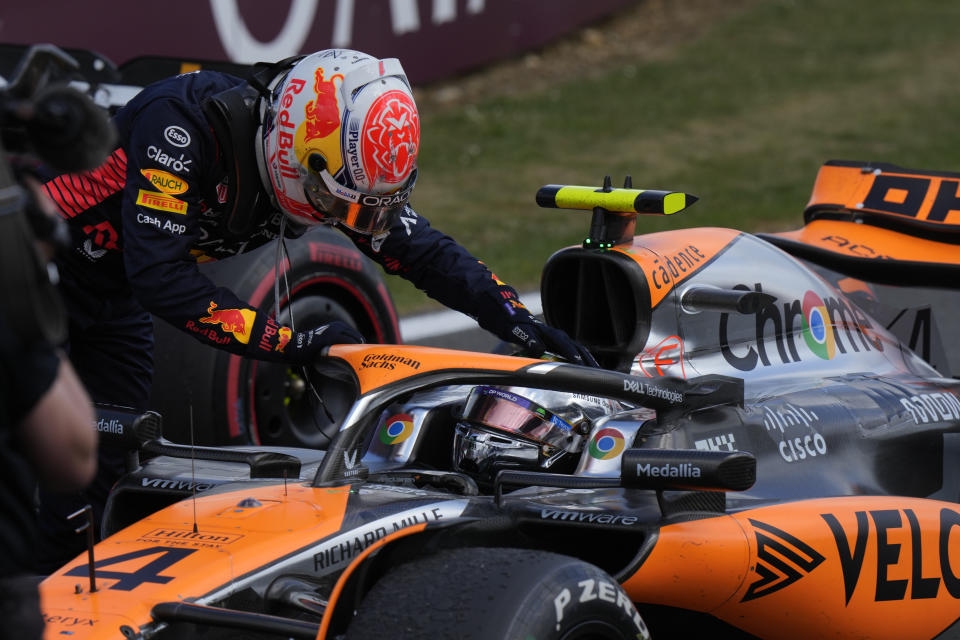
[508,316,599,367]
[289,321,364,364]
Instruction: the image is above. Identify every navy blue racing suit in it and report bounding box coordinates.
[37,70,540,570]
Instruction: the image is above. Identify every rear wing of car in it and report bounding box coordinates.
[761,160,960,286]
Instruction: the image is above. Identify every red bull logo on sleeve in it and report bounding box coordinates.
[199,302,257,344]
[276,327,292,352]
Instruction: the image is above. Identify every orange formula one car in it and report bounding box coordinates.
[40,162,960,639]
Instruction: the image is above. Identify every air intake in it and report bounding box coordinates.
[541,247,651,371]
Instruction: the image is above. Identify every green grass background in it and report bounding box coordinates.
[389,0,960,314]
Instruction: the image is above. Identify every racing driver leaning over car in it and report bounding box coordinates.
[33,48,597,571]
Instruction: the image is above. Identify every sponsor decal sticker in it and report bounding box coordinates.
[899,391,960,425]
[257,319,292,353]
[760,403,828,463]
[164,125,191,147]
[141,168,188,194]
[360,353,421,370]
[42,614,98,627]
[741,518,825,602]
[304,67,344,142]
[147,145,192,173]
[540,509,639,525]
[96,418,124,434]
[821,506,960,604]
[82,221,119,251]
[694,432,736,451]
[141,477,215,492]
[762,403,820,432]
[778,433,828,463]
[136,189,188,214]
[802,290,836,360]
[636,335,686,379]
[198,302,256,344]
[137,528,243,546]
[137,212,186,235]
[636,462,701,478]
[312,501,468,573]
[720,283,883,372]
[379,413,415,445]
[276,327,292,352]
[588,427,626,460]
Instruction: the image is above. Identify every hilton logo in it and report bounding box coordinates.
[138,528,242,545]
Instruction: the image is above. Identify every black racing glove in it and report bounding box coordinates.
[288,321,364,364]
[505,315,599,367]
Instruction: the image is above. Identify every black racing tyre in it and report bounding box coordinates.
[148,227,399,447]
[345,547,650,640]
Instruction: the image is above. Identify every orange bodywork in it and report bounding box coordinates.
[623,496,960,639]
[806,162,960,226]
[41,483,350,639]
[774,218,960,266]
[612,227,741,307]
[327,344,543,396]
[315,524,427,639]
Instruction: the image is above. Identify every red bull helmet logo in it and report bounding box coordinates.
[304,67,344,143]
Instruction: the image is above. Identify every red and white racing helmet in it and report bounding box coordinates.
[257,49,420,234]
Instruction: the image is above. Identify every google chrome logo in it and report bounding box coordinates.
[588,428,626,460]
[801,290,835,360]
[379,413,415,445]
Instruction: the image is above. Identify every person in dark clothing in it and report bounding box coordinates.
[36,48,596,570]
[0,321,96,637]
[0,170,97,636]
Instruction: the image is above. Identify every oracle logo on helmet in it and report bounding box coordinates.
[361,192,408,207]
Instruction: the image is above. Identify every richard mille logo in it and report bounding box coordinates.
[741,518,825,602]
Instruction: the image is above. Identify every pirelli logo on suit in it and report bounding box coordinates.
[136,189,187,214]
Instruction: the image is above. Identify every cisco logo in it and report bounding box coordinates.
[164,125,191,148]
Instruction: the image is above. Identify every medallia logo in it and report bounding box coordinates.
[588,428,626,460]
[801,291,835,360]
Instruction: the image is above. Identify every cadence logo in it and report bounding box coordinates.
[801,290,835,360]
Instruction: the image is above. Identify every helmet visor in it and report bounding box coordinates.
[304,167,416,234]
[460,386,578,452]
